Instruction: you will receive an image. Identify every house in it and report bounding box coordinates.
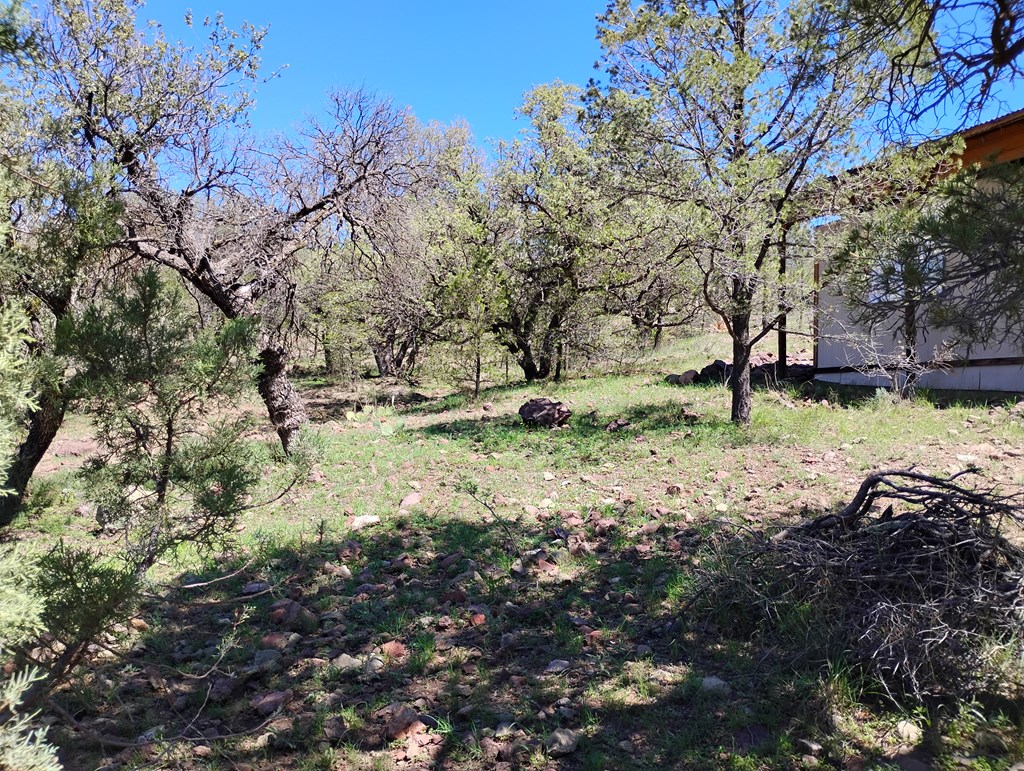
[814,108,1024,392]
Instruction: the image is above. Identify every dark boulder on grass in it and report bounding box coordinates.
[665,369,698,386]
[519,398,572,428]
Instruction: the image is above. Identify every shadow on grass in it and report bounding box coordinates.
[397,382,530,417]
[300,384,433,423]
[43,499,957,771]
[416,400,777,457]
[803,379,1024,411]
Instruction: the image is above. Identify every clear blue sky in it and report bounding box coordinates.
[143,2,607,147]
[142,2,1021,145]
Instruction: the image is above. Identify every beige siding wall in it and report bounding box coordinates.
[815,275,1024,392]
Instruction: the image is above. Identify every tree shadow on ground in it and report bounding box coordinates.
[801,380,1024,410]
[44,493,1006,771]
[398,383,531,417]
[416,401,775,457]
[301,383,433,423]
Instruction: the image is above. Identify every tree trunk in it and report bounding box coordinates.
[520,355,542,382]
[777,240,788,379]
[730,312,753,425]
[518,347,552,382]
[0,389,67,526]
[373,344,396,378]
[474,347,482,397]
[901,298,920,398]
[257,346,307,454]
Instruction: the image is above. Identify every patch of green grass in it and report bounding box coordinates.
[407,631,437,675]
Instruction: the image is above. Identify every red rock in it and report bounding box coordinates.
[381,640,407,658]
[439,551,464,569]
[261,632,290,650]
[251,689,293,716]
[386,706,427,740]
[400,492,423,508]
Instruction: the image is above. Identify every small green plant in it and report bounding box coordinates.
[408,632,437,675]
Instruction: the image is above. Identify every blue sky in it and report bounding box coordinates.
[143,2,607,147]
[142,2,1021,146]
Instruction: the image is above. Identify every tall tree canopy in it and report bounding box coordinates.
[590,0,945,424]
[13,0,423,452]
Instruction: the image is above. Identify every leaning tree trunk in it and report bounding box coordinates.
[0,389,66,526]
[730,311,753,426]
[257,346,308,454]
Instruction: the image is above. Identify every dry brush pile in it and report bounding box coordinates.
[693,469,1024,704]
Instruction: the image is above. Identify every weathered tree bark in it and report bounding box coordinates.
[777,238,788,380]
[517,346,553,382]
[473,348,482,396]
[731,310,754,425]
[0,389,66,526]
[256,346,308,453]
[370,334,418,378]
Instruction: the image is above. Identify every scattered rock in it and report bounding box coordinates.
[605,418,631,432]
[336,540,362,560]
[322,715,346,742]
[268,599,319,633]
[363,653,386,675]
[544,659,571,674]
[241,581,270,595]
[545,728,579,757]
[261,631,292,650]
[796,738,823,756]
[331,653,362,672]
[349,514,381,530]
[210,676,244,702]
[896,719,922,744]
[482,402,494,411]
[700,676,731,696]
[386,706,427,740]
[252,649,284,673]
[251,689,293,716]
[519,398,572,428]
[324,562,352,579]
[400,491,422,508]
[665,370,698,386]
[129,617,150,632]
[381,640,407,658]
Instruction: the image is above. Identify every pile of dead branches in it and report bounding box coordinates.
[696,469,1024,703]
